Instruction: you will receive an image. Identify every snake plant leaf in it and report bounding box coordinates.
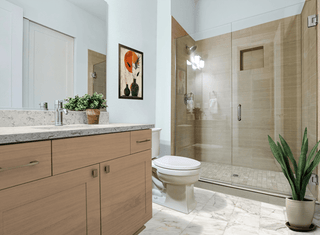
[279,134,297,176]
[300,171,313,200]
[302,127,308,146]
[305,150,320,177]
[306,141,320,171]
[277,141,298,200]
[268,136,285,168]
[296,133,308,194]
[277,142,296,186]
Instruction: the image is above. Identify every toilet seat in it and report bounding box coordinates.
[153,156,201,170]
[153,156,201,176]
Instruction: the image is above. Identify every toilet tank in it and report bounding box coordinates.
[152,128,162,158]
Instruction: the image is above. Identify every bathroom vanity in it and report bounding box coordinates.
[0,124,153,235]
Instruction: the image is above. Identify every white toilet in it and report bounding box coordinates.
[152,128,201,214]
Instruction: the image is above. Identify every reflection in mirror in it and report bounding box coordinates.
[0,0,107,110]
[88,50,106,98]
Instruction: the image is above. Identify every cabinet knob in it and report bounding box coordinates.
[92,169,98,178]
[105,165,110,174]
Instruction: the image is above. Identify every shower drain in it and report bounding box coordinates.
[232,174,239,177]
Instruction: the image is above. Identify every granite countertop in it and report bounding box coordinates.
[0,123,155,145]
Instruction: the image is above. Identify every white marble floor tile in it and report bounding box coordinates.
[235,197,261,215]
[152,203,165,216]
[141,209,196,235]
[259,217,287,233]
[142,187,320,235]
[196,192,238,221]
[180,216,228,235]
[260,202,286,222]
[224,224,259,235]
[189,187,215,216]
[229,207,260,228]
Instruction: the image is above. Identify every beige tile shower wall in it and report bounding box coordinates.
[302,0,318,200]
[232,15,302,171]
[194,33,232,165]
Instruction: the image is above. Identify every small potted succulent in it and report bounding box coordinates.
[268,128,320,230]
[64,93,107,124]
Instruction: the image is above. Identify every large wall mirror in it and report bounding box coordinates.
[0,0,107,110]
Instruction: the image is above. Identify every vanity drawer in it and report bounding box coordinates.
[52,132,130,175]
[131,130,152,154]
[0,141,51,190]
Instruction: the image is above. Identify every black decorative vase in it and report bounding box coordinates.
[130,79,139,97]
[124,84,130,96]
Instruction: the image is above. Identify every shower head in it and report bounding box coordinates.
[186,45,197,54]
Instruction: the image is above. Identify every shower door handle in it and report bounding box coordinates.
[237,104,241,121]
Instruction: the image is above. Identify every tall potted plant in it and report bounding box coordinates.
[268,128,320,230]
[64,93,107,124]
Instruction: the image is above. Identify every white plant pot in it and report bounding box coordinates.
[286,197,315,228]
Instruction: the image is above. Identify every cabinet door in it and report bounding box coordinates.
[0,165,100,235]
[100,150,152,235]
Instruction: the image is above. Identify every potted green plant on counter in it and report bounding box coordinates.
[64,93,107,124]
[268,128,320,231]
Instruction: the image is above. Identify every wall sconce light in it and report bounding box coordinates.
[187,55,204,70]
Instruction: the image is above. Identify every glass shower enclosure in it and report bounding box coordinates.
[173,1,318,199]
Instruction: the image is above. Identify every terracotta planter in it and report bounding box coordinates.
[286,197,315,228]
[86,109,100,124]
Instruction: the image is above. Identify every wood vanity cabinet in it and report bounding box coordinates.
[0,129,152,235]
[100,150,152,235]
[0,165,100,235]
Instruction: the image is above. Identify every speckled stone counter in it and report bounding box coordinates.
[0,110,109,127]
[0,123,154,145]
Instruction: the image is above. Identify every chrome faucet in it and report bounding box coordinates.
[54,100,68,126]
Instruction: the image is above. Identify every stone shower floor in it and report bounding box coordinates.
[200,162,314,198]
[140,187,320,235]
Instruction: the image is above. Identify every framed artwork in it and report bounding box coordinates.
[177,68,186,95]
[119,44,143,99]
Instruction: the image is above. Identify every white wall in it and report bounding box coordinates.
[106,0,157,125]
[194,0,305,40]
[6,0,107,97]
[156,0,172,156]
[171,0,196,36]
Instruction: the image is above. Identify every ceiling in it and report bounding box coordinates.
[66,0,107,21]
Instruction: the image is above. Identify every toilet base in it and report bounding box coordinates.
[152,183,197,214]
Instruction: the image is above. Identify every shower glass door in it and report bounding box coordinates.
[231,3,316,198]
[231,10,301,194]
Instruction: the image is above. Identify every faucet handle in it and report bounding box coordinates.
[55,100,64,109]
[39,102,48,110]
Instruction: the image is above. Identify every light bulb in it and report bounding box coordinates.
[195,55,201,64]
[200,60,205,68]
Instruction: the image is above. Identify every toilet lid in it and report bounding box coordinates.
[153,156,201,170]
